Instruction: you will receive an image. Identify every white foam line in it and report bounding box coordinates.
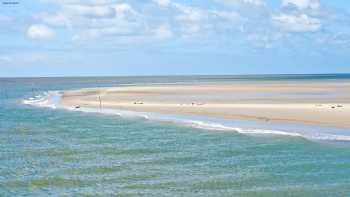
[63,107,304,138]
[23,91,350,142]
[23,91,62,109]
[180,120,302,137]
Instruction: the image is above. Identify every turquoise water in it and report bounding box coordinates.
[1,75,350,196]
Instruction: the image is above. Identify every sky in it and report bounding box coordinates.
[0,0,350,77]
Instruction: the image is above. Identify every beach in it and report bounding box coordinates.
[2,76,350,196]
[60,80,350,128]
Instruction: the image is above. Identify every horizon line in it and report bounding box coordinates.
[1,73,350,79]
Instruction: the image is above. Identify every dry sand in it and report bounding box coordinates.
[60,80,350,128]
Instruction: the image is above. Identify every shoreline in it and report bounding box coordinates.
[60,81,350,129]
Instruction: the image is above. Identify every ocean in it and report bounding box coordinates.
[1,75,350,196]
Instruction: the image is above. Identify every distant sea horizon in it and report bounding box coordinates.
[2,73,350,79]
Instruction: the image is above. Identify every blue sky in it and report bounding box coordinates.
[0,0,350,77]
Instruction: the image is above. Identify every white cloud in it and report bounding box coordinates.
[65,4,116,18]
[37,1,145,41]
[88,26,138,37]
[176,7,205,23]
[216,0,266,7]
[152,0,171,7]
[212,11,240,21]
[153,25,173,40]
[27,24,56,40]
[282,0,320,10]
[38,2,138,22]
[272,14,321,32]
[36,0,264,42]
[37,3,139,28]
[242,0,265,6]
[29,0,348,49]
[38,13,71,27]
[113,3,139,20]
[48,0,118,5]
[172,4,210,36]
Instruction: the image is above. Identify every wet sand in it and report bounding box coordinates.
[60,80,350,128]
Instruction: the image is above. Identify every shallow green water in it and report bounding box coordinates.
[1,76,350,196]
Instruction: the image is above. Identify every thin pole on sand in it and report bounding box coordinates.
[99,96,102,110]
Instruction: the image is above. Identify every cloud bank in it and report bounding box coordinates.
[0,0,348,64]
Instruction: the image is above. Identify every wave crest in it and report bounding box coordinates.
[23,91,350,142]
[23,91,62,109]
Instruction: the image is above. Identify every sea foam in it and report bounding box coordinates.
[23,91,62,109]
[23,91,350,142]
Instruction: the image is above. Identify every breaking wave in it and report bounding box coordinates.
[23,91,350,142]
[23,91,62,109]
